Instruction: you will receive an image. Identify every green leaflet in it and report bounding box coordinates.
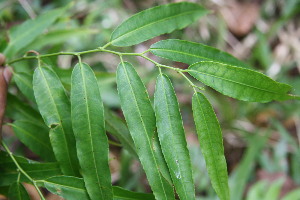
[13,72,35,102]
[33,66,80,176]
[43,176,155,200]
[4,6,68,58]
[104,107,137,157]
[71,63,113,200]
[25,28,97,51]
[110,2,208,46]
[8,182,30,200]
[192,92,230,200]
[188,61,294,103]
[113,186,155,200]
[154,74,195,200]
[10,120,55,161]
[6,93,42,123]
[116,62,174,200]
[0,151,61,186]
[43,176,90,200]
[150,39,248,67]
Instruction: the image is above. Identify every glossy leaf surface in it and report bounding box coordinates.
[188,61,294,102]
[8,182,30,200]
[10,120,55,161]
[192,92,229,200]
[154,74,195,200]
[150,39,248,67]
[33,66,79,176]
[116,62,174,200]
[111,2,208,46]
[71,63,113,200]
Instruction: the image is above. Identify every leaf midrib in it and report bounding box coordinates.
[159,75,190,200]
[38,67,75,175]
[151,48,210,62]
[43,180,86,192]
[5,10,61,52]
[189,69,281,95]
[15,73,33,91]
[112,9,201,44]
[11,124,52,151]
[121,63,168,199]
[194,94,226,200]
[79,63,105,199]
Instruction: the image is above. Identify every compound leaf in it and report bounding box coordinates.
[192,92,229,200]
[33,66,79,176]
[8,182,30,200]
[116,62,174,200]
[154,74,195,200]
[188,61,294,102]
[71,63,113,200]
[150,39,248,67]
[10,120,55,161]
[111,2,208,46]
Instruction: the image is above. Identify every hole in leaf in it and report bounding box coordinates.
[50,123,59,129]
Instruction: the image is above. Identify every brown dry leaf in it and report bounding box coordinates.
[221,1,260,36]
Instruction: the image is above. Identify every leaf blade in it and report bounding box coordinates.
[43,176,90,200]
[71,63,113,200]
[104,107,137,157]
[150,39,248,67]
[4,6,68,58]
[8,182,31,200]
[10,120,55,161]
[154,74,195,200]
[188,61,293,102]
[43,176,155,200]
[116,62,174,200]
[113,186,155,200]
[192,92,230,200]
[13,72,35,102]
[111,2,208,46]
[0,151,61,186]
[33,66,80,176]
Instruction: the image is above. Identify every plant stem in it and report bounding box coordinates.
[7,45,199,92]
[2,141,46,200]
[179,71,204,92]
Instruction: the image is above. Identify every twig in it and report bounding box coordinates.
[2,141,46,200]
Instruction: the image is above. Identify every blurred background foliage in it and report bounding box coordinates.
[1,0,300,199]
